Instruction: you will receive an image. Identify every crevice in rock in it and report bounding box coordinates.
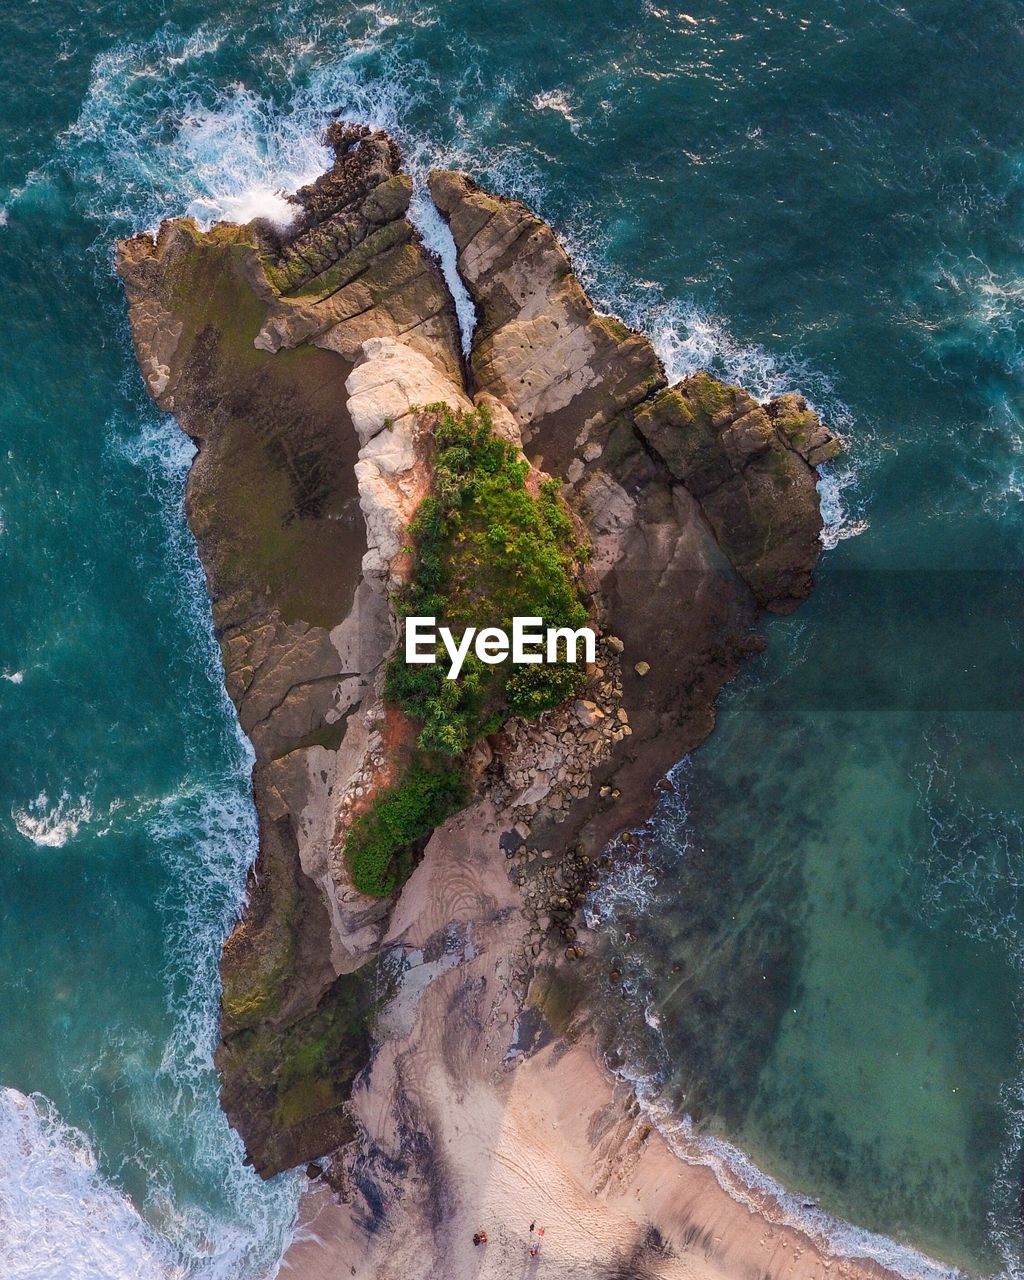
[407,180,477,362]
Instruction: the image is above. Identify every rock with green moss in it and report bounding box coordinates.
[117,125,460,1175]
[343,401,593,897]
[216,966,376,1177]
[118,128,843,1188]
[428,166,841,853]
[633,375,833,611]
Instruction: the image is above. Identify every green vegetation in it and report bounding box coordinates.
[386,402,589,751]
[345,402,591,898]
[345,759,466,897]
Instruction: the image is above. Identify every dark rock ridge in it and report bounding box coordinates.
[118,125,461,1175]
[117,127,838,1178]
[428,168,839,851]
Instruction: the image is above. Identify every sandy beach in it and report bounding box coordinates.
[277,798,902,1280]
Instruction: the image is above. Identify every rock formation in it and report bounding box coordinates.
[117,125,838,1183]
[428,168,839,851]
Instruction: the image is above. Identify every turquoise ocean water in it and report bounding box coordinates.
[1,1,1022,1275]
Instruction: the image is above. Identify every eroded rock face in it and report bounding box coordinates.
[428,166,839,853]
[253,124,461,380]
[118,129,839,1182]
[427,169,662,469]
[427,168,838,612]
[633,375,842,610]
[347,336,473,579]
[118,129,461,1176]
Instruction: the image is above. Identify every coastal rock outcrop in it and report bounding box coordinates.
[118,126,462,1175]
[429,168,839,851]
[118,127,839,1189]
[347,335,473,579]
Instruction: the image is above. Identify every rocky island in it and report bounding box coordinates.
[117,124,871,1280]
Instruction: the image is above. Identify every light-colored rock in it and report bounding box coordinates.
[347,338,471,579]
[346,336,472,444]
[573,699,604,728]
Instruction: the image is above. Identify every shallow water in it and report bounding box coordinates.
[1,0,1022,1274]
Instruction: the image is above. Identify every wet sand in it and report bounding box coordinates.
[276,798,901,1280]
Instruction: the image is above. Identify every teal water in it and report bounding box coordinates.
[1,1,1022,1275]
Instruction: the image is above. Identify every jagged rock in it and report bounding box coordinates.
[428,169,664,471]
[633,375,835,610]
[573,699,603,728]
[251,125,461,380]
[429,164,840,853]
[118,130,841,1188]
[117,127,462,1178]
[767,391,843,467]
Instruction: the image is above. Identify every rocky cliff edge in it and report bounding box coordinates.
[117,124,838,1180]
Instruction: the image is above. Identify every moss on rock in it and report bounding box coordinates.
[216,967,376,1177]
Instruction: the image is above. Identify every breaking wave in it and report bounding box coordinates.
[0,1089,177,1280]
[105,406,301,1276]
[622,1073,959,1280]
[12,790,95,848]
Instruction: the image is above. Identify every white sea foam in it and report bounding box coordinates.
[105,408,299,1274]
[655,309,872,550]
[557,250,876,550]
[12,790,94,848]
[0,1089,177,1280]
[67,29,328,235]
[135,781,300,1278]
[619,1073,959,1280]
[408,183,477,355]
[531,88,581,131]
[818,462,871,550]
[64,17,541,349]
[57,13,889,1275]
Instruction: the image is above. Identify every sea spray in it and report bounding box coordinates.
[0,1089,177,1280]
[408,181,476,354]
